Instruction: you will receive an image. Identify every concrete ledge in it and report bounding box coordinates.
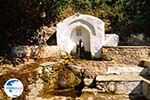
[105,34,119,46]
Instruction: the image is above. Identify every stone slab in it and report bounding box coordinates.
[96,74,143,94]
[96,75,142,81]
[84,79,93,86]
[107,65,144,75]
[105,34,119,46]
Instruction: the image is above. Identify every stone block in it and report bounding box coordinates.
[96,74,142,95]
[96,81,142,95]
[105,34,119,46]
[96,82,107,92]
[84,79,93,86]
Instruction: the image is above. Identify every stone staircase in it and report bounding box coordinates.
[83,61,150,100]
[25,59,150,100]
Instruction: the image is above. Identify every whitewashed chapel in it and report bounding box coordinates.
[57,14,119,58]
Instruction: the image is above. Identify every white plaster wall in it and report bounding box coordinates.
[57,14,105,58]
[105,34,119,46]
[70,26,90,53]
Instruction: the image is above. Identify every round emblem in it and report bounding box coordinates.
[4,78,23,98]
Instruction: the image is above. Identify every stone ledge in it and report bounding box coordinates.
[96,75,142,81]
[95,75,143,95]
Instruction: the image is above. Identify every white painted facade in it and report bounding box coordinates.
[57,14,119,58]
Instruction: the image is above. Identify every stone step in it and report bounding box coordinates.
[106,65,145,75]
[96,74,142,81]
[92,74,143,95]
[84,74,143,95]
[82,88,147,100]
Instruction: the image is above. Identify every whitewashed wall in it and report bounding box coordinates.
[57,14,105,58]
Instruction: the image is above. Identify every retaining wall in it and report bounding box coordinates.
[101,46,150,64]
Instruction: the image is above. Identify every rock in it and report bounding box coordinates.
[27,79,44,100]
[84,79,93,86]
[39,62,81,89]
[107,82,116,93]
[39,62,56,82]
[57,66,81,88]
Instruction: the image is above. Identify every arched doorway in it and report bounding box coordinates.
[70,26,91,58]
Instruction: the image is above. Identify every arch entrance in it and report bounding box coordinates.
[70,26,91,58]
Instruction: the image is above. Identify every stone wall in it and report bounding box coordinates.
[12,45,60,59]
[101,46,150,65]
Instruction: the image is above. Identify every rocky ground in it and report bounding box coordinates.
[0,56,149,100]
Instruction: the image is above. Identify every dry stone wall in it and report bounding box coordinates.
[101,46,150,65]
[12,45,60,59]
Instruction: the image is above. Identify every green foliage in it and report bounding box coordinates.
[0,0,149,54]
[113,0,150,34]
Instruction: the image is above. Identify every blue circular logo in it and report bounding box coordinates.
[4,78,24,98]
